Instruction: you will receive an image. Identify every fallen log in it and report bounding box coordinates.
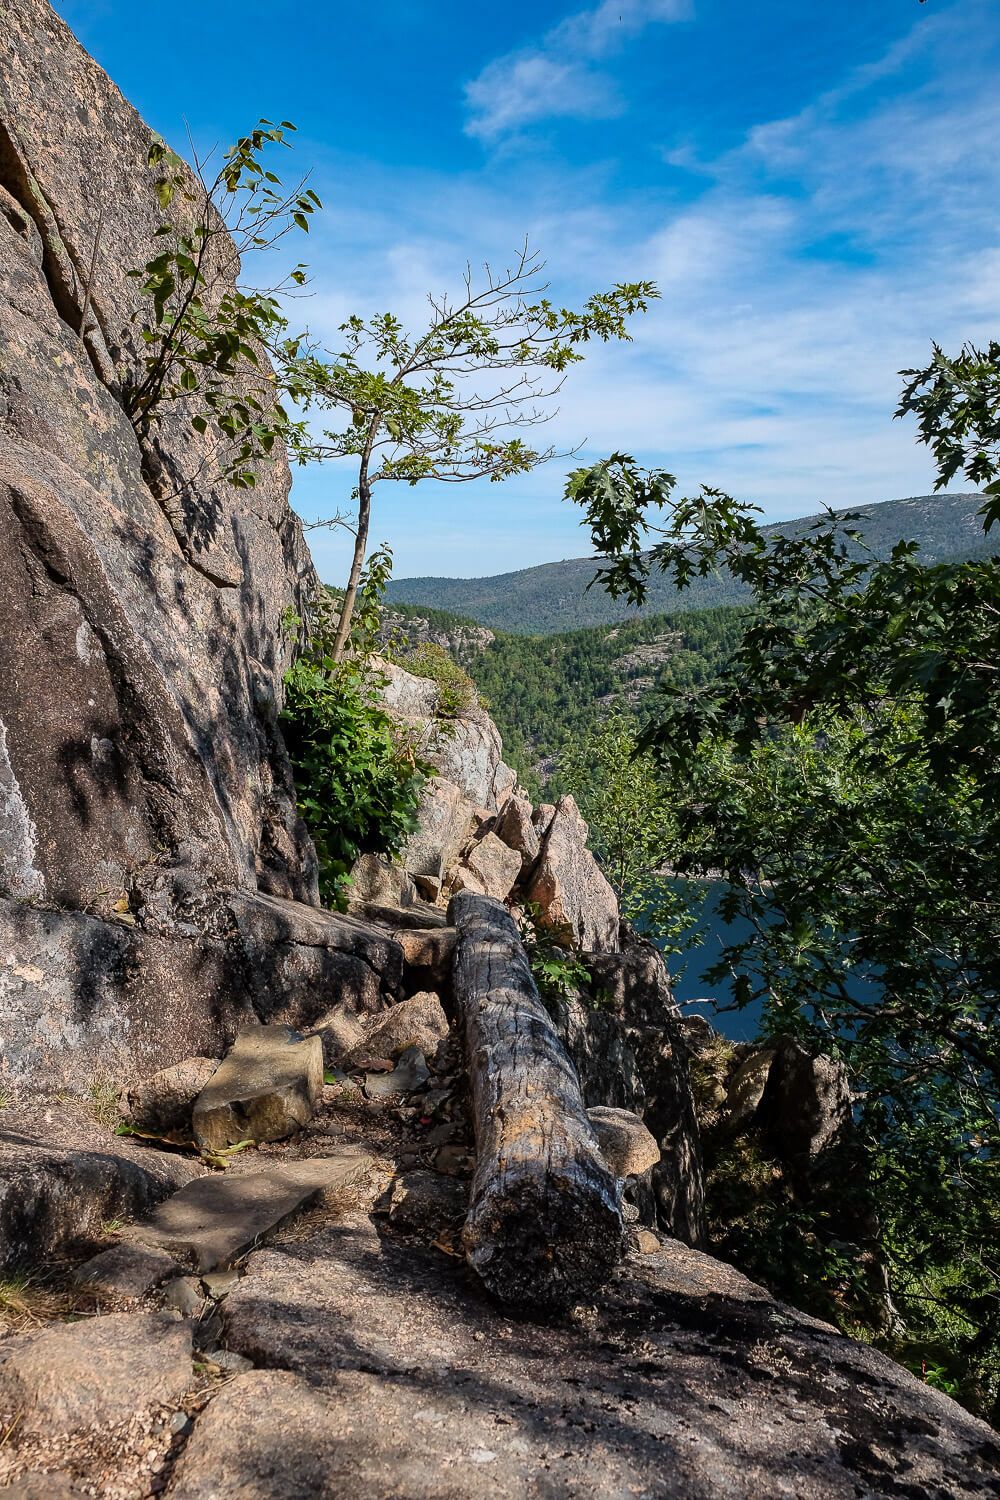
[449,891,624,1307]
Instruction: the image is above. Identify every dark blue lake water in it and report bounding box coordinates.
[657,882,766,1042]
[653,880,880,1044]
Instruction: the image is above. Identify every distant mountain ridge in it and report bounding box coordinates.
[386,492,996,634]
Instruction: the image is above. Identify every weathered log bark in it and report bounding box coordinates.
[449,891,624,1307]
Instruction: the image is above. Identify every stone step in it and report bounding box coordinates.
[130,1152,371,1272]
[192,1024,324,1153]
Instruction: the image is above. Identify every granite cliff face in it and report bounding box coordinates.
[0,0,402,1088]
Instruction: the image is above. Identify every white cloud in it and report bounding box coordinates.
[465,0,690,141]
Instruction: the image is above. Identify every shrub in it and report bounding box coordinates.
[281,657,426,907]
[398,642,478,718]
[281,552,429,907]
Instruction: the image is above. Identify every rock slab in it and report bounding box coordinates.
[218,1214,1000,1500]
[0,1312,191,1437]
[192,1025,323,1152]
[75,1241,180,1300]
[132,1153,371,1272]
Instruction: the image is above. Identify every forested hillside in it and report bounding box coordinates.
[388,600,745,796]
[387,491,995,633]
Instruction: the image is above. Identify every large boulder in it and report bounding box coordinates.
[0,889,402,1091]
[524,796,620,953]
[214,1215,1000,1499]
[494,792,540,871]
[399,777,477,902]
[757,1037,853,1169]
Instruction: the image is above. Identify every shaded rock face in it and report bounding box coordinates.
[0,1132,199,1275]
[758,1036,853,1169]
[0,0,317,912]
[548,932,706,1247]
[524,795,620,953]
[0,1,412,1089]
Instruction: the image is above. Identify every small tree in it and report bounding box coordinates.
[303,246,658,659]
[126,122,321,492]
[129,129,657,663]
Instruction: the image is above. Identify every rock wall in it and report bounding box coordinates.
[0,0,402,1088]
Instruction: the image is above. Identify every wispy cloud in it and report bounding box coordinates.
[464,0,691,141]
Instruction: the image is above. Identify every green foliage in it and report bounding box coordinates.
[466,604,744,797]
[126,122,322,490]
[557,711,703,951]
[569,451,1000,1420]
[396,642,478,717]
[518,903,591,1002]
[899,341,1000,528]
[303,246,657,657]
[280,555,428,907]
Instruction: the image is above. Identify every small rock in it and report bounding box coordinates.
[76,1241,180,1300]
[0,1312,191,1437]
[162,1277,204,1317]
[392,926,457,988]
[123,1057,220,1139]
[202,1269,240,1299]
[587,1105,660,1178]
[192,1024,324,1152]
[364,1047,430,1100]
[170,1411,194,1437]
[387,1171,468,1233]
[357,993,449,1063]
[635,1229,661,1255]
[433,1144,476,1178]
[205,1348,254,1375]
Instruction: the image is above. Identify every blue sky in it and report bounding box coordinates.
[57,0,1000,581]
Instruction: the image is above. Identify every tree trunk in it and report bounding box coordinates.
[330,474,371,663]
[449,890,625,1307]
